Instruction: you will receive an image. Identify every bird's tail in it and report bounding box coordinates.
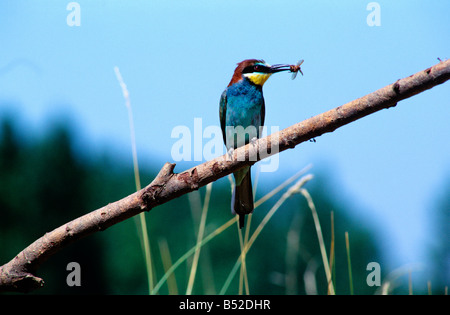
[231,170,254,229]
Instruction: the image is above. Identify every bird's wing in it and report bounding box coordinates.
[260,98,265,137]
[219,89,227,144]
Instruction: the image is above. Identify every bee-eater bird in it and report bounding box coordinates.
[220,59,295,229]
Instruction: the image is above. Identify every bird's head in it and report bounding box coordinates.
[227,59,292,87]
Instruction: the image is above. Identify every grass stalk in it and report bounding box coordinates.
[237,220,248,295]
[153,166,313,295]
[329,211,336,294]
[254,164,312,208]
[186,182,212,295]
[285,213,300,294]
[114,66,154,294]
[220,174,313,294]
[300,188,335,295]
[345,231,354,295]
[152,216,237,295]
[377,263,423,295]
[158,238,178,295]
[237,166,261,295]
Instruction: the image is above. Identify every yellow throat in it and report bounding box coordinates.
[243,72,272,86]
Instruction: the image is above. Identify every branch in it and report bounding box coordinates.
[1,59,449,293]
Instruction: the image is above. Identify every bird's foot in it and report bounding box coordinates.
[250,137,258,147]
[226,147,234,161]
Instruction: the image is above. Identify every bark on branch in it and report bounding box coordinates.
[1,59,449,293]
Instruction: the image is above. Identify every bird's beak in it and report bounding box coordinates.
[269,64,292,73]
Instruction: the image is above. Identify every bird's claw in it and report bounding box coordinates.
[226,147,234,161]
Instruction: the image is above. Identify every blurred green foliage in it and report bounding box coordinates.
[0,114,447,294]
[429,178,450,295]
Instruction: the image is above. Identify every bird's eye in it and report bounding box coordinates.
[254,65,260,71]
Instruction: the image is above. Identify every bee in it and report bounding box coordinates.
[290,59,304,80]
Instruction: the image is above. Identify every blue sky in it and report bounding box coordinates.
[1,1,449,280]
